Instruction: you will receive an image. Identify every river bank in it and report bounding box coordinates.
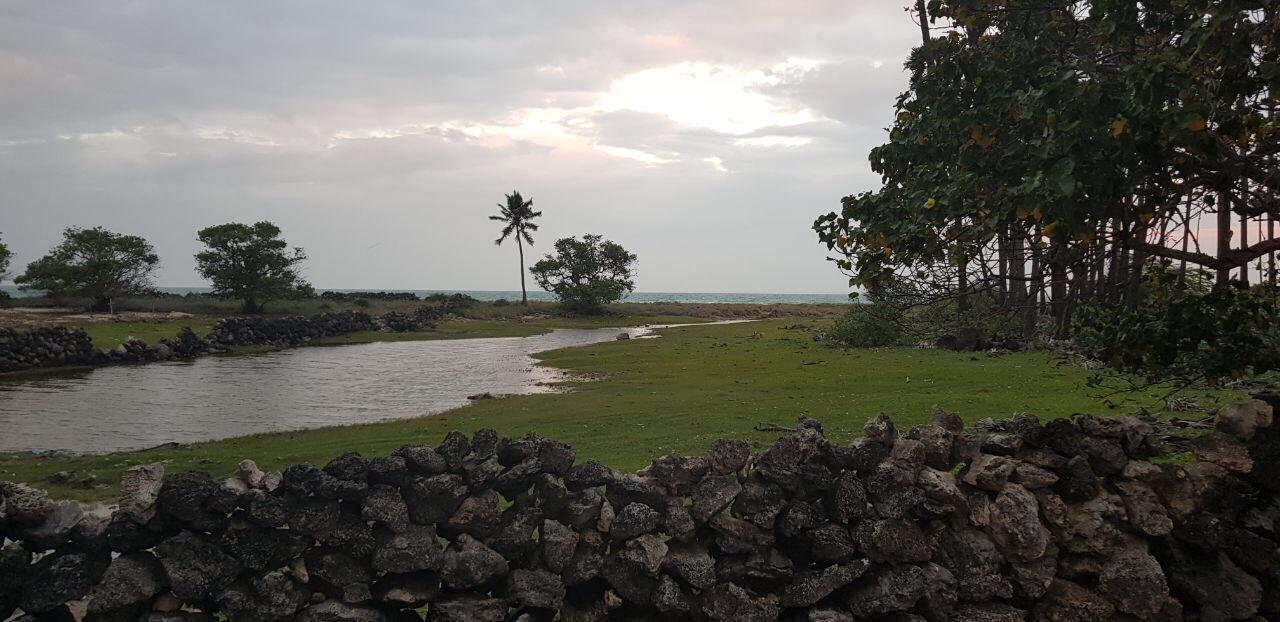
[0,319,1238,502]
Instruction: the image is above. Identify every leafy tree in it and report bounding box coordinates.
[489,191,542,304]
[195,221,310,313]
[15,227,159,311]
[816,0,1279,349]
[530,234,637,314]
[0,233,12,281]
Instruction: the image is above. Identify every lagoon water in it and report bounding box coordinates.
[0,325,674,454]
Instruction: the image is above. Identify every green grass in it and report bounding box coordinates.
[0,320,1234,502]
[81,319,218,349]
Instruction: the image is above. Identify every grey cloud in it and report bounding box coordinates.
[0,1,919,293]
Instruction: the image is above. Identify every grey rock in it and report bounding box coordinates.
[779,560,869,607]
[611,502,660,540]
[442,534,508,590]
[88,552,165,613]
[506,568,565,610]
[154,533,240,601]
[691,475,742,523]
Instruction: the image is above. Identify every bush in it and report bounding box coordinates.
[828,304,903,347]
[492,298,511,307]
[1075,265,1280,383]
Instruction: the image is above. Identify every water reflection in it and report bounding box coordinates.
[0,326,661,453]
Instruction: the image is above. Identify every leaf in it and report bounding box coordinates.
[924,198,936,210]
[1110,118,1127,138]
[1187,116,1207,132]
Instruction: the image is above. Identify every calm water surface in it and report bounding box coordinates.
[0,325,676,453]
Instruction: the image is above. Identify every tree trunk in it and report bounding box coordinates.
[1240,210,1250,284]
[1217,192,1232,285]
[1270,213,1276,287]
[915,0,930,43]
[517,235,528,305]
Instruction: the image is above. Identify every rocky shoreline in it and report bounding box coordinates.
[0,309,448,375]
[2,401,1278,621]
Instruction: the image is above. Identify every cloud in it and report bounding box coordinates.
[0,1,920,293]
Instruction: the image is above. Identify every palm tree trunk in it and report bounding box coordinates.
[517,235,527,305]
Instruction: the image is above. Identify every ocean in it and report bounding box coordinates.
[0,285,854,305]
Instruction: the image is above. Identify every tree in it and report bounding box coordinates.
[815,0,1279,344]
[0,233,12,282]
[489,191,542,305]
[530,234,637,314]
[195,221,310,313]
[15,227,159,311]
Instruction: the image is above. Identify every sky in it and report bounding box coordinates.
[0,1,921,293]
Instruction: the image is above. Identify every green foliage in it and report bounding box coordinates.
[530,234,637,314]
[1076,266,1280,383]
[0,232,12,281]
[489,190,543,304]
[492,298,511,307]
[195,221,309,313]
[815,1,1278,320]
[829,304,903,347]
[15,227,159,311]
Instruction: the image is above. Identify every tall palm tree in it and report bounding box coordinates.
[490,191,542,304]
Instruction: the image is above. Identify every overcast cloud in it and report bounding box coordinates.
[0,1,919,293]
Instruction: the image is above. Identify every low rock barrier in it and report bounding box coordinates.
[2,404,1278,621]
[320,292,421,302]
[0,310,449,375]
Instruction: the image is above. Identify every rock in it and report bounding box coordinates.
[1098,547,1169,620]
[154,533,240,601]
[294,601,388,622]
[372,524,443,574]
[442,534,509,590]
[932,405,965,433]
[1012,463,1058,489]
[305,549,371,597]
[361,485,409,525]
[1054,455,1099,502]
[988,483,1049,562]
[950,603,1028,621]
[863,413,898,445]
[691,475,741,523]
[1188,432,1254,474]
[1163,543,1262,621]
[1114,480,1172,536]
[708,439,750,475]
[804,522,857,563]
[425,596,507,622]
[964,454,1018,491]
[87,552,165,614]
[19,500,84,549]
[611,502,660,540]
[699,583,779,622]
[118,464,164,522]
[663,543,716,590]
[540,519,577,573]
[1032,579,1115,621]
[830,471,872,521]
[779,561,869,607]
[1215,399,1274,441]
[19,551,108,614]
[234,460,266,489]
[844,564,929,617]
[653,574,691,613]
[506,569,565,610]
[373,572,439,608]
[403,474,467,525]
[853,518,931,563]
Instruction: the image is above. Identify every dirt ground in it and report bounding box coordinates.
[0,307,194,329]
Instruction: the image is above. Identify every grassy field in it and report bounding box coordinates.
[0,319,1231,502]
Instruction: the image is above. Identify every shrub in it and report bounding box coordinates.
[828,303,903,347]
[493,298,511,307]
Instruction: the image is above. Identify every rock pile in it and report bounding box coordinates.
[320,292,421,302]
[3,405,1279,620]
[205,312,380,349]
[0,326,96,373]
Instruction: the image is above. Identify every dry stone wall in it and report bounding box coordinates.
[0,310,447,375]
[2,403,1279,621]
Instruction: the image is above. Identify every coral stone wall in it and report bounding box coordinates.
[1,404,1278,621]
